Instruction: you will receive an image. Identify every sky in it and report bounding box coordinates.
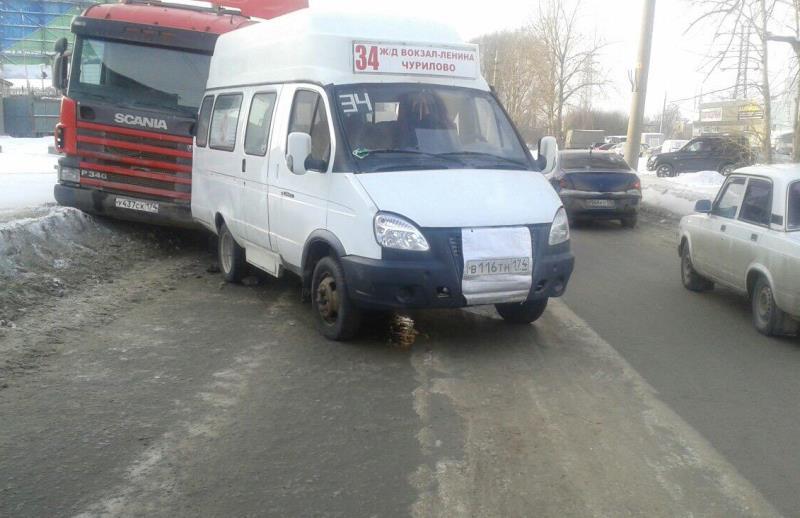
[311,0,796,123]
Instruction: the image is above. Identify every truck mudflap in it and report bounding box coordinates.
[54,183,196,229]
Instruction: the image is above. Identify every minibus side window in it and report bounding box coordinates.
[209,93,243,152]
[244,92,277,156]
[288,90,331,169]
[195,95,215,148]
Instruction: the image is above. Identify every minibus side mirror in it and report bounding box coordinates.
[538,136,559,175]
[287,132,312,175]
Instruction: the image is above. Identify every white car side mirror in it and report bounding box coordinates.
[286,132,312,175]
[538,136,559,175]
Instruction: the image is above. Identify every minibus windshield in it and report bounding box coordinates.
[69,37,211,116]
[335,84,532,173]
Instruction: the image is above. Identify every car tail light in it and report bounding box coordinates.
[630,177,641,190]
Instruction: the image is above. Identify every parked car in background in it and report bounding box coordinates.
[649,136,753,177]
[678,165,800,336]
[611,142,648,157]
[548,150,641,228]
[774,132,794,156]
[565,129,607,149]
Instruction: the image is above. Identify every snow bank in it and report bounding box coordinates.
[0,136,58,211]
[639,170,724,218]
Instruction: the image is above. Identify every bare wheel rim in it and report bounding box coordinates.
[756,285,773,322]
[220,231,234,274]
[316,274,340,325]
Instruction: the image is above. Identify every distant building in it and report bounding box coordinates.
[0,78,11,96]
[694,99,765,148]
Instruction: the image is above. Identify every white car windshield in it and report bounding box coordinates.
[334,84,532,173]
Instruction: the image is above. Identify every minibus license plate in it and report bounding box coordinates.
[586,199,615,208]
[115,196,159,214]
[465,257,531,277]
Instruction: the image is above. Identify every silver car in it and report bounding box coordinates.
[678,165,800,336]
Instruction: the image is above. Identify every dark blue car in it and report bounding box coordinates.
[547,150,642,228]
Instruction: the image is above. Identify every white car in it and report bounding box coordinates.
[678,165,800,336]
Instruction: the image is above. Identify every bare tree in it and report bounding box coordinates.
[477,29,548,140]
[532,0,606,146]
[688,0,781,162]
[767,0,800,161]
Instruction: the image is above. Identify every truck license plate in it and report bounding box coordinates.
[585,199,615,208]
[465,257,531,277]
[115,196,159,214]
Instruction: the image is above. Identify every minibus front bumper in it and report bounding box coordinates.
[340,226,575,310]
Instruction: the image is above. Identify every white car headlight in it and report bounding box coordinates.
[548,207,570,245]
[59,165,80,183]
[374,212,430,251]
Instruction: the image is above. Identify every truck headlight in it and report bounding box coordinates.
[374,212,429,251]
[59,165,79,183]
[548,207,570,245]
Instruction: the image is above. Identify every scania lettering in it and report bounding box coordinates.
[51,0,307,227]
[192,11,575,340]
[113,113,168,131]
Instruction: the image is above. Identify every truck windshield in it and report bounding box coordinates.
[334,84,532,173]
[69,37,211,115]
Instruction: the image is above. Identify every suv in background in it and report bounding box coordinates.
[648,136,753,177]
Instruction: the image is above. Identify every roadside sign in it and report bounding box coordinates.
[352,41,479,79]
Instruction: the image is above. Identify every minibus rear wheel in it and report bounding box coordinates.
[218,222,246,283]
[311,256,362,340]
[495,299,548,324]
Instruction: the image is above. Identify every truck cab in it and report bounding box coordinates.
[192,10,574,340]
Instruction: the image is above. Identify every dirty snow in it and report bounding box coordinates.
[634,157,725,218]
[0,136,58,213]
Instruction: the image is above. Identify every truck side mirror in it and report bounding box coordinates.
[538,136,559,175]
[286,132,312,175]
[52,54,68,91]
[54,37,68,55]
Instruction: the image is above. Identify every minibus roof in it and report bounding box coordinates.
[207,9,488,90]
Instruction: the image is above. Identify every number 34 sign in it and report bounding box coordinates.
[352,41,479,79]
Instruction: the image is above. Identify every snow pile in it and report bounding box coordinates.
[639,170,725,218]
[0,136,59,212]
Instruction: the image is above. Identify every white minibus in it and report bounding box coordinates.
[192,10,574,340]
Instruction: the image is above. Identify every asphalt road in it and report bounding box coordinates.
[0,211,794,517]
[564,213,800,517]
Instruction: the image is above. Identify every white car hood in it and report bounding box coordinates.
[355,169,561,228]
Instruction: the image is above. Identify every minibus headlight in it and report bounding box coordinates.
[548,207,570,246]
[374,212,430,251]
[59,165,80,184]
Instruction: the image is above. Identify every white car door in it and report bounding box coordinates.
[692,176,746,282]
[191,94,216,226]
[726,177,773,290]
[241,88,280,250]
[207,91,246,239]
[269,85,332,269]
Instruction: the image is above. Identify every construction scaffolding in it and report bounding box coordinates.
[0,0,99,70]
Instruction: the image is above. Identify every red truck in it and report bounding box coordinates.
[52,0,306,226]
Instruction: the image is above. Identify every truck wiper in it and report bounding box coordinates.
[438,151,527,167]
[353,148,464,165]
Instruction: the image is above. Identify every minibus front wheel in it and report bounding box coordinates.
[311,256,363,341]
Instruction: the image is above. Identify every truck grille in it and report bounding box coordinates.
[75,121,193,202]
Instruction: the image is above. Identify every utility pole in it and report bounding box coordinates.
[625,0,657,170]
[659,90,667,134]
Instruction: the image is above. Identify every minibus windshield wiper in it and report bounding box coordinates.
[437,151,528,168]
[353,148,465,165]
